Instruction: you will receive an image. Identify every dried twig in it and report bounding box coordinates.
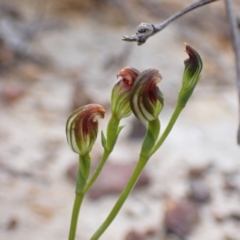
[122,0,219,45]
[224,0,240,144]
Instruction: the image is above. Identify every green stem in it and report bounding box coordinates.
[90,155,148,240]
[150,104,183,156]
[84,149,110,193]
[68,154,91,240]
[84,115,120,193]
[76,154,91,194]
[106,115,120,151]
[68,193,84,240]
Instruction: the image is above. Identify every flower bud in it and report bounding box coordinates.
[178,44,203,107]
[111,67,140,119]
[66,104,105,155]
[130,69,164,122]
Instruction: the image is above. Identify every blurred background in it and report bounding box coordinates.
[0,0,240,239]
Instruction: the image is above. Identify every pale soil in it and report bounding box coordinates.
[1,1,240,240]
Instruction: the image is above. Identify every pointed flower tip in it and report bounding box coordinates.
[178,44,203,106]
[130,68,164,122]
[66,104,105,155]
[117,66,140,85]
[111,67,140,119]
[184,44,203,78]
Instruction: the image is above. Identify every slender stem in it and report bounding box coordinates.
[68,154,90,240]
[90,155,148,240]
[150,105,183,156]
[68,193,84,240]
[106,115,120,152]
[154,0,219,32]
[84,149,110,193]
[224,0,240,144]
[76,154,91,194]
[80,154,91,181]
[84,115,120,193]
[76,117,116,195]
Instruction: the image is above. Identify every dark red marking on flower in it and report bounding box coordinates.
[184,44,202,77]
[117,67,140,85]
[73,105,105,139]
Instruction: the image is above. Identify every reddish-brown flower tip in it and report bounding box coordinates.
[178,44,203,106]
[184,44,202,79]
[111,67,140,119]
[117,67,140,85]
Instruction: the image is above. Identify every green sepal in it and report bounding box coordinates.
[101,130,107,148]
[178,74,200,108]
[141,119,160,157]
[76,154,91,194]
[75,168,87,195]
[106,116,120,151]
[107,125,124,151]
[178,45,203,107]
[117,125,125,135]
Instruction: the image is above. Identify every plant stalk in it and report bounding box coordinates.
[90,155,148,240]
[150,104,183,156]
[68,154,91,240]
[68,193,84,240]
[224,0,240,144]
[84,115,120,193]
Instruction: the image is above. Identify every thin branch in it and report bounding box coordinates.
[237,17,240,29]
[224,0,240,144]
[122,0,219,45]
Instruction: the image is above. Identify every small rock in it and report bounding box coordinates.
[17,63,43,82]
[1,81,27,103]
[88,162,150,199]
[163,198,199,238]
[66,161,150,200]
[188,179,211,203]
[125,228,156,240]
[144,228,157,237]
[224,235,237,240]
[31,204,54,219]
[125,230,144,240]
[223,174,238,192]
[228,212,240,222]
[0,2,23,20]
[212,211,225,223]
[6,217,18,231]
[188,164,212,179]
[0,40,14,67]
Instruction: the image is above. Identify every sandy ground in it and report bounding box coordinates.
[1,1,240,240]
